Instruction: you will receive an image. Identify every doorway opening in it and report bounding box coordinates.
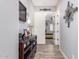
[45,14,55,45]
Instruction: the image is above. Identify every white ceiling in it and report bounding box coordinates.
[32,0,59,7]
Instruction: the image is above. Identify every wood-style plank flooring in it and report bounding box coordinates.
[34,45,65,59]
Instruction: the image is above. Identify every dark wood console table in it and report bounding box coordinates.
[19,35,37,59]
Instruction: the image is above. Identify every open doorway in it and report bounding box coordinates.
[45,14,55,45]
[34,12,56,44]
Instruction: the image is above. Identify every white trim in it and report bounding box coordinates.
[59,47,68,59]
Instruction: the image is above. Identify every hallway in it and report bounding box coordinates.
[34,45,65,59]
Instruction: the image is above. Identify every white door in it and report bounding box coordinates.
[34,12,45,44]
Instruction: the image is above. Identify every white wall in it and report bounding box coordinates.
[34,11,56,44]
[58,0,78,59]
[54,12,60,45]
[0,0,18,59]
[19,21,28,33]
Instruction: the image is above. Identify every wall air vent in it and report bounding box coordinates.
[40,8,51,11]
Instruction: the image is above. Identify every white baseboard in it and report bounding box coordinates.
[59,47,68,59]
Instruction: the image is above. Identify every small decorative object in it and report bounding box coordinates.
[63,1,78,28]
[19,33,23,40]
